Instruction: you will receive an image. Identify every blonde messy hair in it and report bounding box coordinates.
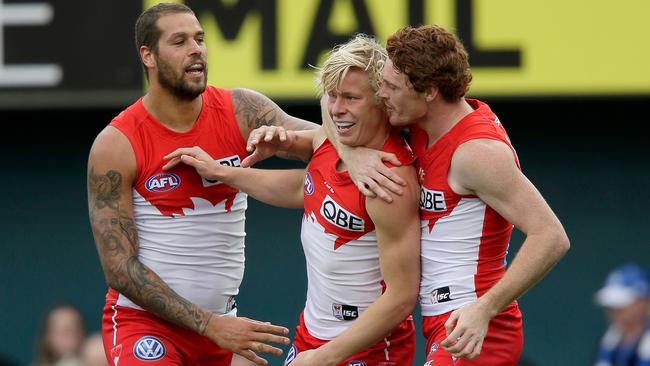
[317,34,387,103]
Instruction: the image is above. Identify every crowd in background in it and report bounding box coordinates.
[30,303,107,366]
[0,262,641,366]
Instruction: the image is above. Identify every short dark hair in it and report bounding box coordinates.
[134,3,195,75]
[386,25,472,102]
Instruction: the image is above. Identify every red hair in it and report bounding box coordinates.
[386,25,472,102]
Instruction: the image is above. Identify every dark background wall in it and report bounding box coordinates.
[1,98,649,366]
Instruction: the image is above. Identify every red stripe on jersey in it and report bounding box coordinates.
[475,206,512,297]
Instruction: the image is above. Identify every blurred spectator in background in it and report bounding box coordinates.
[593,263,650,366]
[80,333,107,366]
[33,303,85,366]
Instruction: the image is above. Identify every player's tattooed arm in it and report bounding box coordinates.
[231,88,318,138]
[87,128,213,335]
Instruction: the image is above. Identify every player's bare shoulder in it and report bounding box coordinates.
[88,126,137,184]
[389,164,419,197]
[450,138,517,195]
[367,164,419,213]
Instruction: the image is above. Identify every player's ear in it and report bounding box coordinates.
[141,46,156,69]
[424,86,438,102]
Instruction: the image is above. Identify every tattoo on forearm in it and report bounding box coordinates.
[232,88,287,129]
[88,168,211,334]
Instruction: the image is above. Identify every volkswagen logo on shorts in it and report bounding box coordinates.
[145,173,181,192]
[133,336,165,361]
[304,171,315,195]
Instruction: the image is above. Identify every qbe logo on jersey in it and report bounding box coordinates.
[320,195,364,232]
[203,155,241,187]
[133,336,165,361]
[420,187,446,212]
[146,173,181,192]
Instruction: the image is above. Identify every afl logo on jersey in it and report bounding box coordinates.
[146,173,181,192]
[304,171,315,195]
[133,336,165,361]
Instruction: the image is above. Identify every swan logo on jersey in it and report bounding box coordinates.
[203,155,241,187]
[347,361,367,366]
[304,171,314,195]
[146,173,181,192]
[420,187,446,212]
[133,336,165,361]
[283,345,297,365]
[321,195,364,232]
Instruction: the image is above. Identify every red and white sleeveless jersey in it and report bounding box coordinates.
[300,132,415,340]
[411,99,520,316]
[107,86,248,315]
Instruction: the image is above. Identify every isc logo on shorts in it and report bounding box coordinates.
[203,155,241,187]
[133,336,165,361]
[420,187,446,212]
[320,195,364,232]
[146,173,181,192]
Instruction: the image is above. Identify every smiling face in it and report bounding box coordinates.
[378,58,428,127]
[327,69,389,149]
[148,12,207,100]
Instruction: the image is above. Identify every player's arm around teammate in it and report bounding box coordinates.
[87,128,290,366]
[163,127,332,208]
[239,95,408,203]
[231,87,319,154]
[439,138,570,359]
[319,96,408,203]
[162,145,308,209]
[164,129,423,366]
